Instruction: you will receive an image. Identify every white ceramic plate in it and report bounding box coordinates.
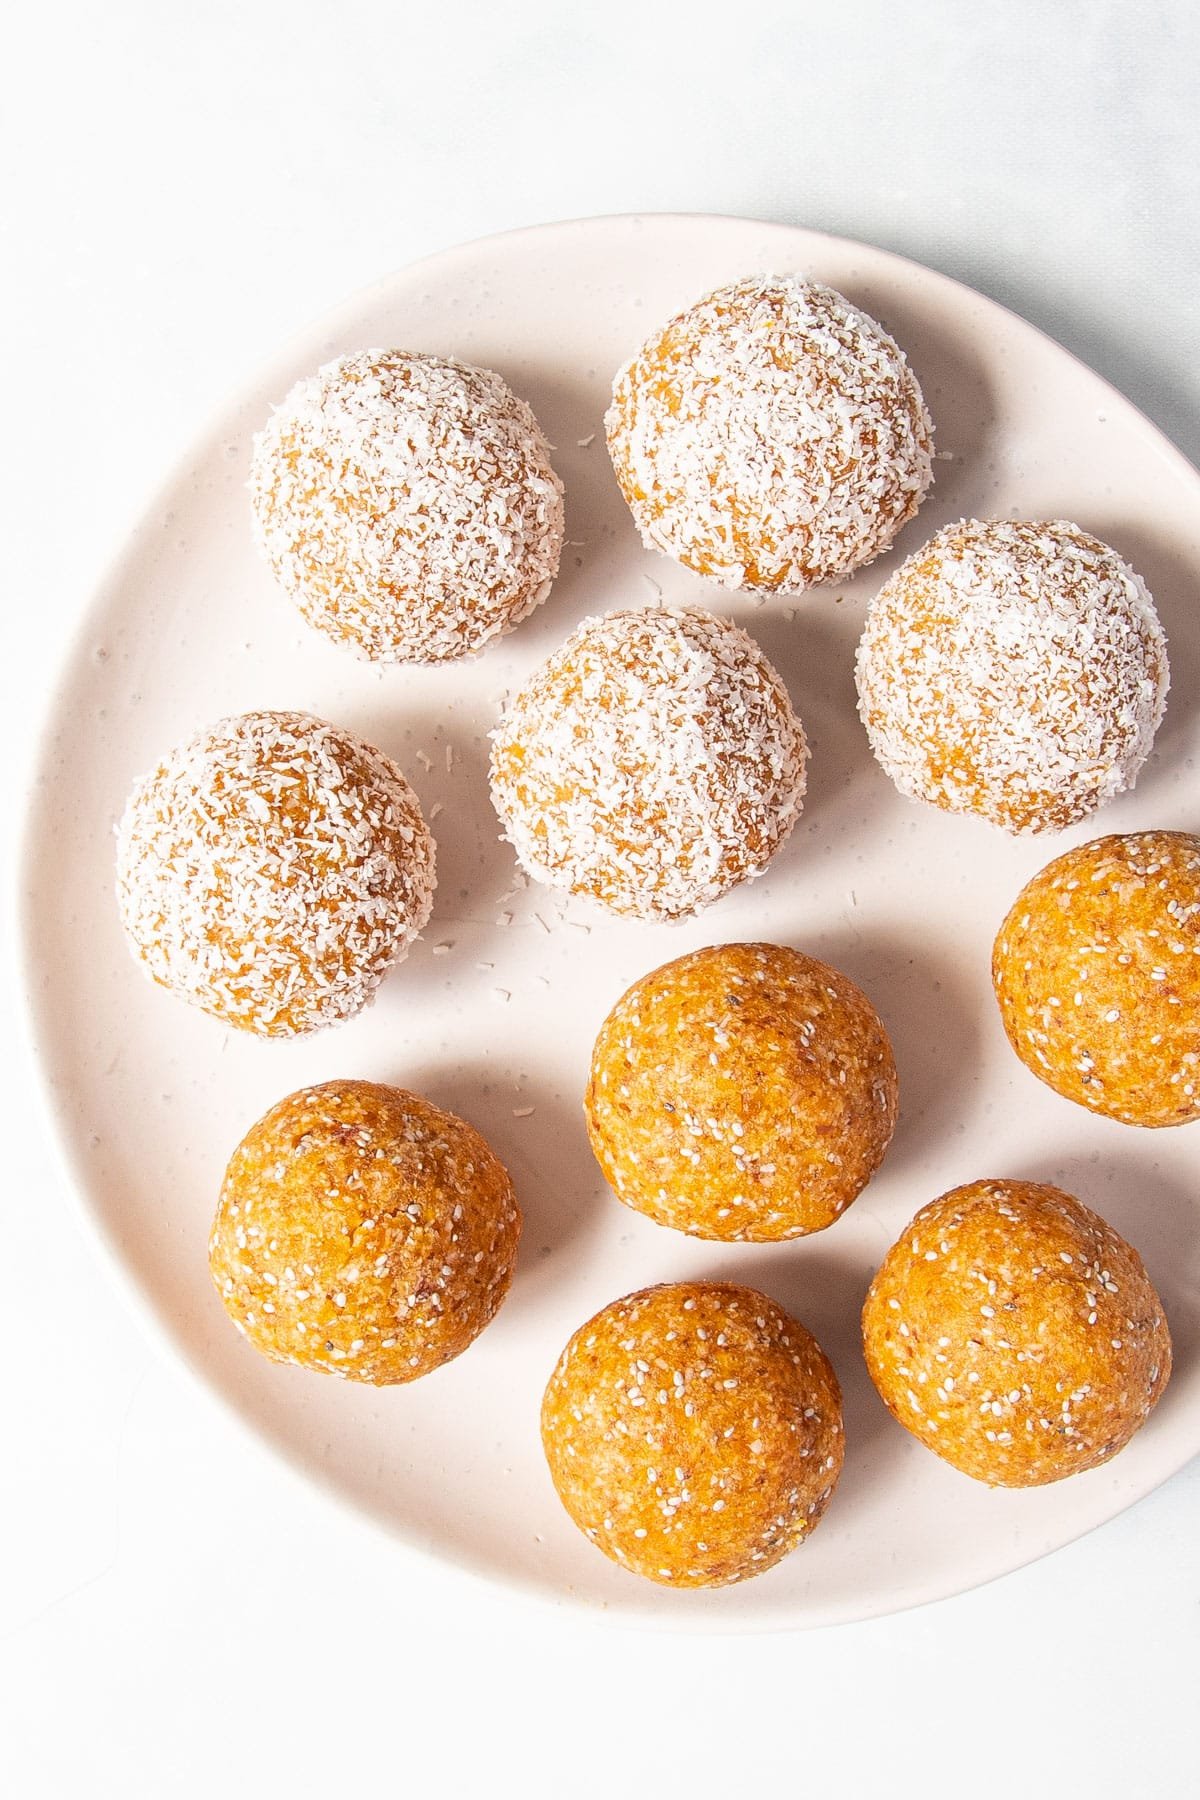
[21,215,1200,1631]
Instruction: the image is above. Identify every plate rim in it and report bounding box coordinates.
[19,210,1200,1633]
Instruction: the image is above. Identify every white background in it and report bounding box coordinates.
[3,3,1198,1794]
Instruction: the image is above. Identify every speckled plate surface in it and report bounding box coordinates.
[20,215,1200,1630]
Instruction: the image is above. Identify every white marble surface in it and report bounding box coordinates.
[3,3,1197,1793]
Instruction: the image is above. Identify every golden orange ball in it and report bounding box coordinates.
[209,1081,521,1383]
[862,1178,1170,1486]
[993,831,1200,1127]
[586,943,898,1240]
[541,1282,844,1587]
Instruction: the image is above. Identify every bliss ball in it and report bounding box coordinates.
[116,710,435,1037]
[605,274,933,594]
[250,349,565,663]
[862,1179,1171,1486]
[541,1282,844,1587]
[993,830,1200,1127]
[586,942,898,1240]
[209,1081,521,1383]
[489,606,808,921]
[855,518,1169,834]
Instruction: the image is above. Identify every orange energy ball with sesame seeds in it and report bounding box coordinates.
[605,275,933,593]
[250,350,565,663]
[489,606,808,921]
[541,1282,844,1587]
[993,830,1200,1127]
[855,519,1168,834]
[585,943,898,1241]
[862,1179,1170,1487]
[115,711,436,1038]
[209,1081,521,1384]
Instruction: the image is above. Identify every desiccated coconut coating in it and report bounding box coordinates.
[489,606,808,921]
[993,831,1200,1127]
[862,1179,1170,1487]
[116,710,435,1038]
[586,943,898,1241]
[855,518,1168,834]
[209,1081,521,1383]
[250,349,565,663]
[541,1282,844,1587]
[605,274,933,594]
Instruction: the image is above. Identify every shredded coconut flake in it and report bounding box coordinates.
[250,350,565,664]
[115,710,436,1037]
[489,605,808,921]
[606,274,933,594]
[855,518,1169,834]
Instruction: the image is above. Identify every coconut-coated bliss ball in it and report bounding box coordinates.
[605,274,933,594]
[993,830,1200,1127]
[115,710,435,1037]
[862,1179,1171,1487]
[250,349,565,662]
[489,606,808,921]
[586,943,898,1240]
[541,1282,844,1587]
[209,1081,521,1383]
[855,518,1168,834]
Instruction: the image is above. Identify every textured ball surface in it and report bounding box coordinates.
[250,349,565,662]
[541,1282,844,1587]
[855,518,1168,834]
[116,710,435,1037]
[862,1178,1171,1486]
[605,274,933,593]
[993,831,1200,1126]
[586,943,898,1240]
[209,1081,521,1383]
[489,606,808,920]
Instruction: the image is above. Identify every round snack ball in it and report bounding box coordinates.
[250,349,565,663]
[541,1282,844,1587]
[210,1081,521,1383]
[605,274,933,594]
[855,518,1168,834]
[116,710,435,1037]
[862,1179,1171,1486]
[993,830,1200,1127]
[586,942,898,1240]
[489,606,807,921]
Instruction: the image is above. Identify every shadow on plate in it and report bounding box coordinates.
[801,926,985,1183]
[1079,515,1200,808]
[385,1054,609,1297]
[690,1239,910,1491]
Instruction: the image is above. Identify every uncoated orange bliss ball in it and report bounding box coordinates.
[862,1179,1171,1487]
[993,831,1200,1127]
[855,519,1168,834]
[586,943,898,1240]
[209,1082,521,1383]
[115,711,436,1037]
[541,1282,844,1587]
[489,606,808,921]
[605,275,933,593]
[250,350,565,663]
